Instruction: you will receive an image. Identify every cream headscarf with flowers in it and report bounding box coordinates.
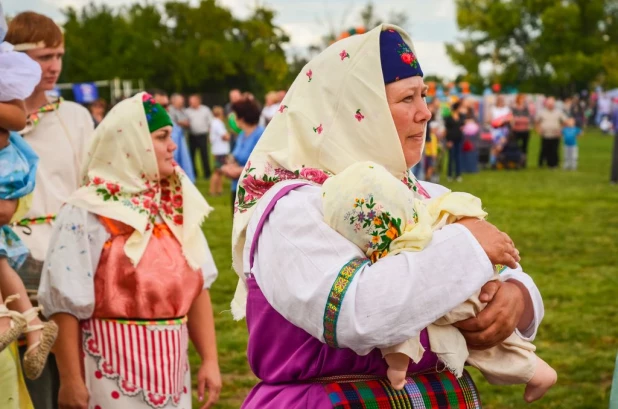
[230,24,429,319]
[67,92,213,269]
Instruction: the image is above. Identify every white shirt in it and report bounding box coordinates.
[16,100,94,261]
[491,106,512,120]
[259,104,279,127]
[184,105,213,134]
[244,182,544,355]
[209,118,230,156]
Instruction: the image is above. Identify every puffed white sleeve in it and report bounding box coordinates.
[246,184,495,355]
[38,205,108,320]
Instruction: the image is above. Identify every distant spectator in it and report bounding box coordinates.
[445,101,466,182]
[185,94,213,179]
[597,93,611,126]
[221,98,264,212]
[570,95,586,129]
[536,97,567,169]
[225,89,242,149]
[168,93,190,131]
[612,98,618,136]
[224,89,241,117]
[209,106,230,196]
[89,98,107,128]
[511,94,533,167]
[260,91,280,127]
[562,117,581,171]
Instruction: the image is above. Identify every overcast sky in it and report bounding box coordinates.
[4,0,465,79]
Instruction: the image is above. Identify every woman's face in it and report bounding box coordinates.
[150,126,177,179]
[385,76,432,168]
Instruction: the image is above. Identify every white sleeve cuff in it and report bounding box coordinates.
[501,267,544,341]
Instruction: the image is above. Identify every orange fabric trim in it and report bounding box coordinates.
[98,215,171,238]
[98,216,124,236]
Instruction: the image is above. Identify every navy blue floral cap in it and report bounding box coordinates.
[380,29,424,84]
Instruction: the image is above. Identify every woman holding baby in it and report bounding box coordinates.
[230,25,552,408]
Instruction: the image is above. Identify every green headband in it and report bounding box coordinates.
[142,93,173,132]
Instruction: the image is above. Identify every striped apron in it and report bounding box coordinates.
[82,317,191,408]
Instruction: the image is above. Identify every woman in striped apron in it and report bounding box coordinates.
[38,92,221,409]
[230,25,545,408]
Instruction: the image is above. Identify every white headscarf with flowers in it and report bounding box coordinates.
[67,92,213,269]
[230,24,429,319]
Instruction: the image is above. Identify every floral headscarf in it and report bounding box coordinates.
[67,92,213,269]
[231,24,428,319]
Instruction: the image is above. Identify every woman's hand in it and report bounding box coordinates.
[58,379,89,409]
[455,218,520,269]
[196,360,222,409]
[454,280,525,350]
[446,141,453,149]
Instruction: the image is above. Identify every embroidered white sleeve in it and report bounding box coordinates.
[38,205,108,320]
[199,231,218,289]
[247,184,495,356]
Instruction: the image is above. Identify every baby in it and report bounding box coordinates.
[0,18,58,380]
[322,161,557,402]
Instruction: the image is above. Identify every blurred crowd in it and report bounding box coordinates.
[413,91,617,183]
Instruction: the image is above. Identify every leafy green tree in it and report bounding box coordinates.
[447,0,617,95]
[61,0,290,101]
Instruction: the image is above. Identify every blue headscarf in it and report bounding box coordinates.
[0,132,39,269]
[380,29,424,84]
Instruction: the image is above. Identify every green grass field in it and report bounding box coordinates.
[191,128,618,408]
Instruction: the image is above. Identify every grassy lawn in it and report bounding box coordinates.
[192,128,618,408]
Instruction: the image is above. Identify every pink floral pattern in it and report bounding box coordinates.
[235,161,332,213]
[147,392,167,407]
[120,379,140,396]
[278,104,288,113]
[401,171,430,198]
[313,124,323,134]
[86,170,185,228]
[306,69,313,82]
[339,50,350,60]
[236,165,428,214]
[355,109,365,122]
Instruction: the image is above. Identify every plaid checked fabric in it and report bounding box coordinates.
[324,370,481,408]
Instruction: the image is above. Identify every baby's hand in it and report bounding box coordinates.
[456,218,520,269]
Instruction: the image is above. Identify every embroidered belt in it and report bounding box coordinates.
[15,214,56,227]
